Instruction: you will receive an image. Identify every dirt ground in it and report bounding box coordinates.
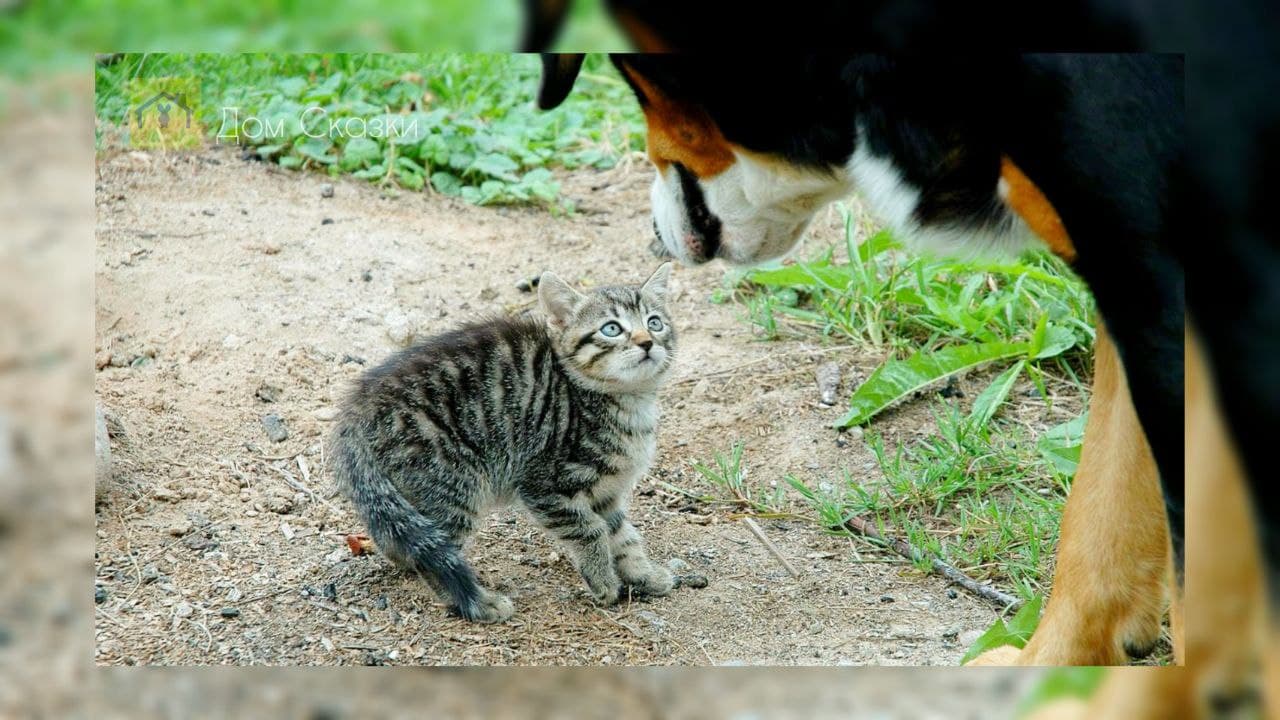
[93,145,1060,667]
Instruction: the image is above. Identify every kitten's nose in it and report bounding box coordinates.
[632,330,653,353]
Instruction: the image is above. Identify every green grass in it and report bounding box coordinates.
[699,205,1095,609]
[1,1,625,76]
[93,53,643,206]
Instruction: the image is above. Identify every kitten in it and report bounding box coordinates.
[332,264,677,623]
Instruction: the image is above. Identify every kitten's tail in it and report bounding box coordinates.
[330,419,488,619]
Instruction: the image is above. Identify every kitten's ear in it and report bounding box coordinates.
[641,262,673,302]
[538,271,583,328]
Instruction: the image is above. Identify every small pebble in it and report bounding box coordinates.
[152,486,180,502]
[222,334,241,350]
[261,414,289,443]
[374,595,388,610]
[220,607,240,619]
[384,310,414,347]
[95,586,108,604]
[167,520,193,537]
[174,602,194,618]
[313,407,340,422]
[361,269,372,282]
[880,594,895,603]
[321,218,334,225]
[675,574,709,589]
[323,583,338,602]
[141,565,162,584]
[254,384,282,403]
[320,183,334,198]
[666,558,692,574]
[633,610,666,632]
[947,588,958,599]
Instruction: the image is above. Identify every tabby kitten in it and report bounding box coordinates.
[332,264,677,623]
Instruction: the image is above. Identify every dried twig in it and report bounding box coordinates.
[741,517,801,578]
[841,515,1022,611]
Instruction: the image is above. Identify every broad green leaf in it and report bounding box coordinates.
[969,360,1025,429]
[960,596,1043,665]
[296,137,335,164]
[745,263,849,289]
[430,171,463,196]
[276,77,307,99]
[395,168,425,191]
[960,618,1014,665]
[1015,668,1107,718]
[1033,324,1078,360]
[340,136,381,170]
[1037,414,1088,476]
[471,152,521,181]
[1006,595,1044,639]
[352,164,386,180]
[836,342,1031,428]
[856,229,897,262]
[1028,313,1049,358]
[253,143,285,159]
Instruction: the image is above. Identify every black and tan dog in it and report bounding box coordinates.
[529,6,1279,717]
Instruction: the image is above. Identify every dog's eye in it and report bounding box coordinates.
[647,316,664,332]
[600,322,623,337]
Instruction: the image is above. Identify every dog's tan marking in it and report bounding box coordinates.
[969,323,1168,666]
[1184,323,1266,716]
[999,156,1077,263]
[1016,327,1267,718]
[615,61,735,179]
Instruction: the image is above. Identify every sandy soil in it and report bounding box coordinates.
[92,145,1047,666]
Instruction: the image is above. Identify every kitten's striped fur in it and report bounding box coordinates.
[332,264,676,622]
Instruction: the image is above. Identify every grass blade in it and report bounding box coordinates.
[835,341,1030,428]
[968,360,1025,430]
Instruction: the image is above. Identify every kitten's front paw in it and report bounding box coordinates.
[456,589,515,624]
[624,564,674,597]
[588,579,623,606]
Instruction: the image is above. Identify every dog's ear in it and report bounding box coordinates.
[538,271,583,328]
[520,0,573,52]
[537,53,586,110]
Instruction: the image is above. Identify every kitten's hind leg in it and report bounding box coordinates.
[525,493,622,605]
[391,537,514,624]
[601,504,673,598]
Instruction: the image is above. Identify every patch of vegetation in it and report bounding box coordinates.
[2,1,624,75]
[94,53,644,207]
[717,205,1096,614]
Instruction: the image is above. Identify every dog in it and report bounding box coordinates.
[528,6,1279,717]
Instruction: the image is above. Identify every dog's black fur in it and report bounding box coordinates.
[547,51,1189,576]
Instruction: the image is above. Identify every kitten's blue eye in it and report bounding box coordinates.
[600,322,623,337]
[647,316,664,332]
